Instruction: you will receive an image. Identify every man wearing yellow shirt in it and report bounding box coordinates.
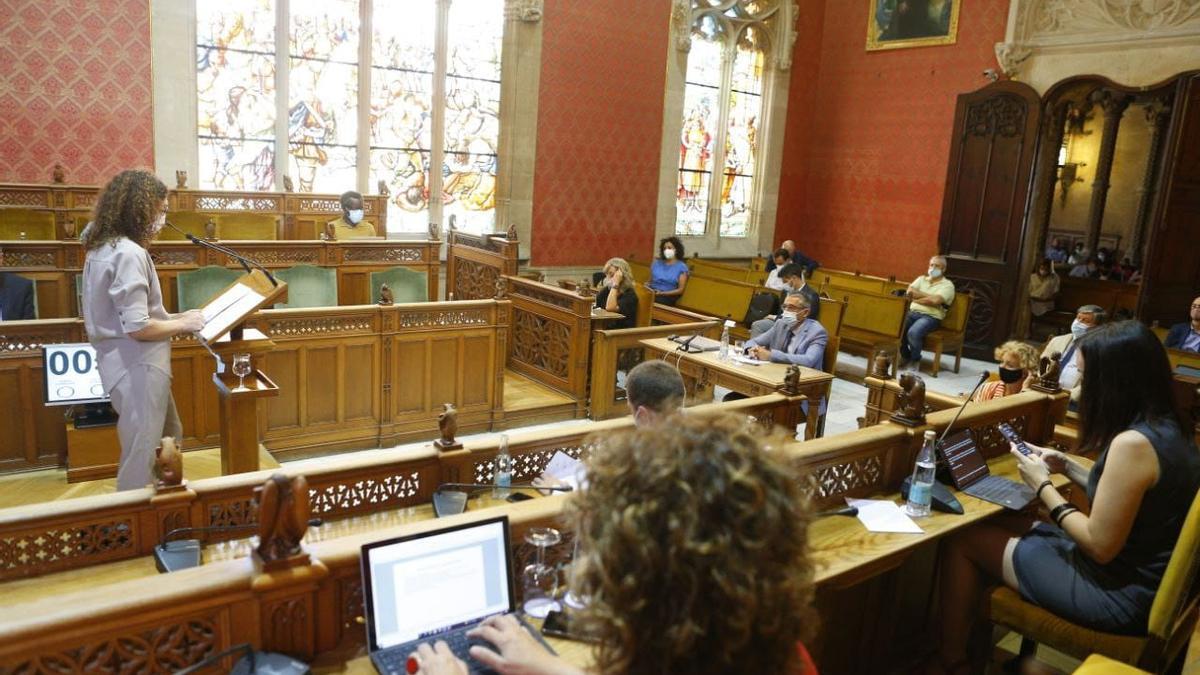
[900,255,956,370]
[325,190,377,239]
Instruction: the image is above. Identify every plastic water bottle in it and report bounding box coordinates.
[493,434,512,499]
[794,424,805,441]
[905,430,938,518]
[719,322,732,361]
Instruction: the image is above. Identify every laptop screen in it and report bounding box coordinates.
[362,516,513,651]
[938,429,989,489]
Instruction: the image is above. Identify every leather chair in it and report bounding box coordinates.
[370,266,427,304]
[176,265,240,311]
[274,265,337,309]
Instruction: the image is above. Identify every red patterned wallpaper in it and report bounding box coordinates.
[0,0,153,185]
[775,0,1010,281]
[529,0,671,267]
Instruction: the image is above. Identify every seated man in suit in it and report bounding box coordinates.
[1165,296,1200,353]
[750,263,821,338]
[743,292,826,368]
[0,247,36,321]
[1042,304,1105,406]
[325,190,377,239]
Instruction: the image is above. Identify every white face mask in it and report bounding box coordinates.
[780,310,799,324]
[347,209,364,225]
[152,212,166,234]
[663,248,676,260]
[1070,319,1090,339]
[928,267,943,279]
[605,276,616,288]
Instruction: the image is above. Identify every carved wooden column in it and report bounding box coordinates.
[1083,90,1131,255]
[1032,102,1068,257]
[1128,100,1172,266]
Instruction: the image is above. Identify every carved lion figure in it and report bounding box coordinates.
[1038,351,1063,390]
[175,170,188,189]
[153,437,184,488]
[437,403,458,446]
[896,371,927,420]
[378,283,394,305]
[255,474,310,564]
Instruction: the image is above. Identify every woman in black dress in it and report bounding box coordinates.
[595,257,638,330]
[935,320,1200,673]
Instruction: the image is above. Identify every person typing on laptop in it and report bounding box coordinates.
[410,412,820,675]
[932,321,1200,674]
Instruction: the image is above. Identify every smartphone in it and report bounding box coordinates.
[506,492,534,503]
[997,422,1033,456]
[541,610,597,643]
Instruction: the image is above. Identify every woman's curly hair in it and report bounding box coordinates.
[83,170,168,250]
[566,412,817,675]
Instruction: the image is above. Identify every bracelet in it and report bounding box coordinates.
[1055,508,1079,528]
[1049,504,1078,527]
[1036,480,1054,500]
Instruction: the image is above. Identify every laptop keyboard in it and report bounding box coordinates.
[962,475,1035,510]
[373,629,497,675]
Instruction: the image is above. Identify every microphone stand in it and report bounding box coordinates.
[165,221,279,286]
[154,518,323,573]
[433,483,574,518]
[938,370,993,446]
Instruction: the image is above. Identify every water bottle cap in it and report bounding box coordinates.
[924,430,937,440]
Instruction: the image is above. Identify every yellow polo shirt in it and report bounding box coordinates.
[326,216,377,240]
[908,275,955,321]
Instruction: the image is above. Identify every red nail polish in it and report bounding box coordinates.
[406,655,419,674]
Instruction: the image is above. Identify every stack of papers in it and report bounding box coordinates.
[846,497,924,534]
[540,451,586,491]
[198,284,266,342]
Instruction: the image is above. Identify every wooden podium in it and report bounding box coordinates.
[197,269,287,476]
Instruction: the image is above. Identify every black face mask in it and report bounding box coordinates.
[998,367,1024,384]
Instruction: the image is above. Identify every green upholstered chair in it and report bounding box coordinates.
[0,209,56,239]
[156,211,212,242]
[370,266,427,304]
[274,265,338,309]
[176,265,240,311]
[215,214,280,240]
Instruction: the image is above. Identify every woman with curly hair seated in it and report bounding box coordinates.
[973,340,1039,402]
[411,412,819,675]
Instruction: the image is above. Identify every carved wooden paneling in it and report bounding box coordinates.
[453,256,501,301]
[510,311,571,379]
[3,614,224,674]
[0,518,136,582]
[472,444,589,484]
[342,246,423,263]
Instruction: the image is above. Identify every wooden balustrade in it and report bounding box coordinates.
[0,391,1068,672]
[0,239,440,319]
[504,275,594,419]
[445,229,519,301]
[588,321,720,420]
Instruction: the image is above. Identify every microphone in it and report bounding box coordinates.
[817,505,859,518]
[939,370,992,446]
[433,482,573,518]
[154,518,324,573]
[164,221,279,286]
[173,642,309,675]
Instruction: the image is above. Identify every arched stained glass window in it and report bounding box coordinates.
[675,0,779,239]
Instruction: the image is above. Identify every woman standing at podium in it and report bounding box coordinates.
[82,170,205,491]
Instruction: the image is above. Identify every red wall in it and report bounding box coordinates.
[0,0,154,185]
[529,0,671,267]
[775,0,1010,281]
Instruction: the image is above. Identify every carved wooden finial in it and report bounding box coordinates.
[890,372,927,426]
[494,278,507,300]
[378,283,394,305]
[377,179,390,197]
[1030,351,1063,394]
[52,163,66,184]
[428,222,440,241]
[153,437,186,492]
[204,218,217,241]
[282,174,294,192]
[175,170,188,189]
[871,351,893,379]
[434,403,463,450]
[447,214,457,231]
[778,365,802,396]
[506,223,518,241]
[253,474,311,572]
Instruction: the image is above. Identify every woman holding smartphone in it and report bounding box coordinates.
[933,321,1200,673]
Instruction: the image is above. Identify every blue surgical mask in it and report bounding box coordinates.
[928,267,943,279]
[780,311,799,324]
[347,209,364,225]
[1070,319,1089,339]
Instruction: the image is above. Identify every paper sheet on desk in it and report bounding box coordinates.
[542,450,586,491]
[198,284,266,342]
[731,354,764,366]
[847,497,924,534]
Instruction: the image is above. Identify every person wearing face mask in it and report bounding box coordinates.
[1042,304,1105,406]
[646,236,689,306]
[1028,258,1060,318]
[973,341,1039,402]
[750,263,821,338]
[325,190,376,240]
[81,170,206,491]
[1070,255,1100,279]
[1068,241,1089,266]
[899,255,956,371]
[595,257,638,330]
[743,292,827,368]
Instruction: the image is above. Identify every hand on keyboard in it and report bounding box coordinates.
[467,615,580,675]
[409,641,468,675]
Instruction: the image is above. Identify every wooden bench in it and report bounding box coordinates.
[924,290,974,377]
[688,257,768,285]
[835,288,910,364]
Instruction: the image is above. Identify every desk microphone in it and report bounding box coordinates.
[154,518,324,573]
[174,642,309,675]
[165,221,279,286]
[433,482,573,518]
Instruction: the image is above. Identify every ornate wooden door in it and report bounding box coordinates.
[937,81,1042,358]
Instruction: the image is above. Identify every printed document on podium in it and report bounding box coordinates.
[198,283,265,342]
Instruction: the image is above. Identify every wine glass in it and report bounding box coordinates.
[232,353,252,391]
[522,527,562,618]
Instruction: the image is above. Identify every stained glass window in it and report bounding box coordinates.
[197,0,277,190]
[674,1,777,239]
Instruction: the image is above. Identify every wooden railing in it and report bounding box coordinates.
[0,301,509,474]
[588,321,719,420]
[446,229,519,301]
[0,239,440,318]
[504,275,593,418]
[0,391,1068,671]
[0,182,390,240]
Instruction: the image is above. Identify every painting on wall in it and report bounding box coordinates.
[866,0,961,51]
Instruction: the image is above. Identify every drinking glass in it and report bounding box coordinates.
[562,536,587,610]
[232,353,252,391]
[522,527,562,618]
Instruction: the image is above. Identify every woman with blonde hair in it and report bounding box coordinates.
[411,412,819,674]
[595,257,638,329]
[973,340,1039,402]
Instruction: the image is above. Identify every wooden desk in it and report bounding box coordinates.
[639,337,834,439]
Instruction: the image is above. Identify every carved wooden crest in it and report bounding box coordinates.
[890,372,927,426]
[434,402,463,450]
[871,351,893,379]
[282,174,294,192]
[253,474,311,572]
[175,170,188,189]
[52,164,66,184]
[1031,351,1063,394]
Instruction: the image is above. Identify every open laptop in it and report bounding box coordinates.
[361,516,552,674]
[938,429,1036,511]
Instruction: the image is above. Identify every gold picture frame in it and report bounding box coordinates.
[866,0,961,51]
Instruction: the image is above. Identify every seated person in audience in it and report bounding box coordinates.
[1096,260,1119,281]
[594,257,637,329]
[743,292,826,368]
[934,321,1200,674]
[973,341,1038,402]
[1118,257,1139,283]
[764,238,793,273]
[899,255,955,370]
[325,190,376,239]
[625,360,685,427]
[1069,255,1099,279]
[645,236,688,306]
[1045,238,1070,263]
[0,246,36,321]
[1067,241,1089,266]
[414,412,818,675]
[1028,259,1060,318]
[1165,295,1200,353]
[763,248,792,290]
[1042,304,1105,406]
[751,263,821,338]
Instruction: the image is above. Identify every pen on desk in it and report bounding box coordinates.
[818,505,859,518]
